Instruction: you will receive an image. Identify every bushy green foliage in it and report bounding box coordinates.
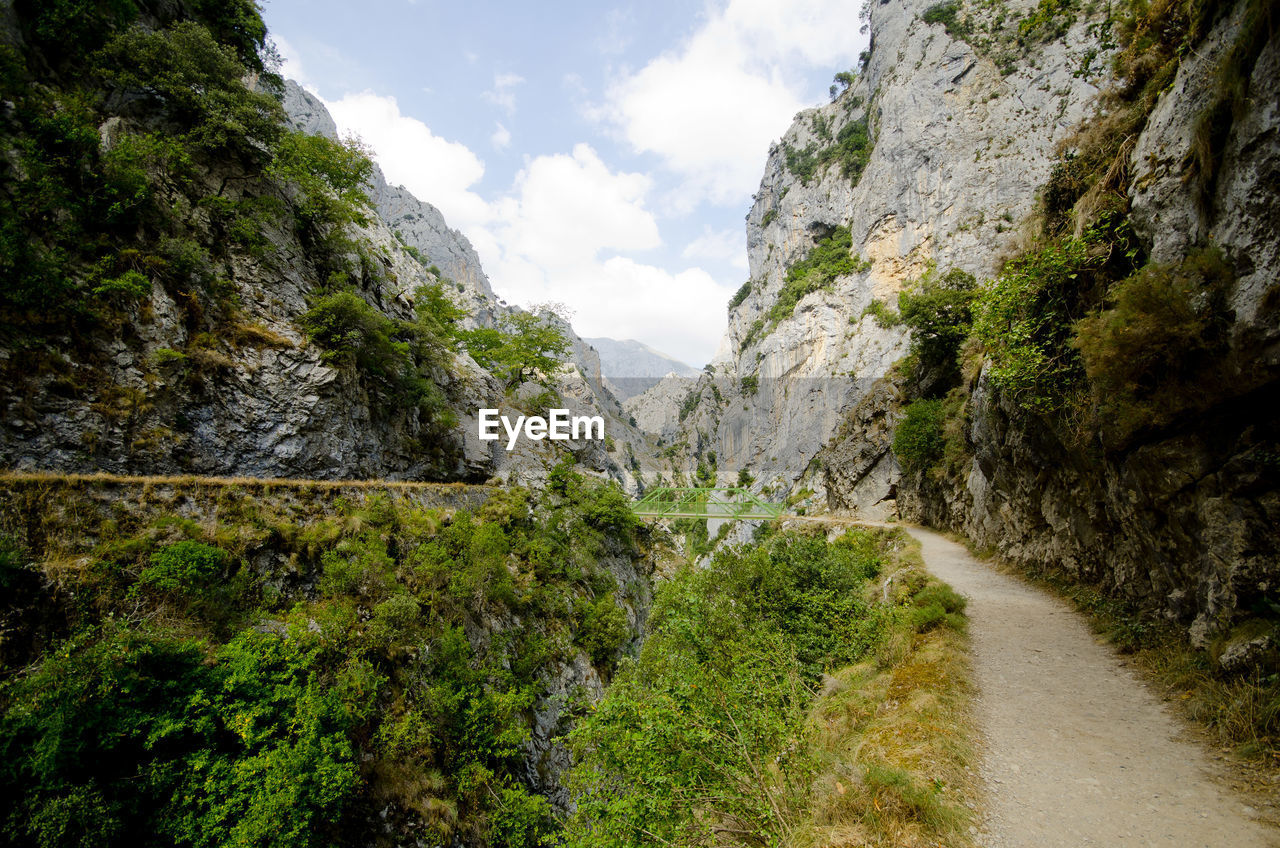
[861,298,901,328]
[300,290,455,436]
[971,212,1139,413]
[740,374,759,395]
[576,593,629,666]
[137,540,227,594]
[1072,247,1233,445]
[99,22,283,161]
[0,0,389,361]
[898,267,977,392]
[922,1,970,37]
[270,132,374,230]
[768,226,870,329]
[464,311,571,388]
[892,398,947,473]
[0,623,372,848]
[566,530,890,846]
[1,480,645,847]
[727,279,752,310]
[1016,0,1076,44]
[783,117,873,186]
[909,582,968,632]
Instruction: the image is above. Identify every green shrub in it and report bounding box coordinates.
[910,582,968,632]
[893,398,946,473]
[728,279,752,310]
[577,593,628,665]
[368,595,422,652]
[768,226,869,328]
[740,373,759,395]
[783,117,874,186]
[567,530,889,845]
[488,785,554,848]
[1072,248,1233,445]
[582,484,638,532]
[90,269,151,303]
[319,535,392,598]
[0,624,372,848]
[100,22,283,161]
[862,298,901,328]
[270,131,374,231]
[137,540,227,594]
[898,267,977,390]
[922,1,966,36]
[972,212,1139,414]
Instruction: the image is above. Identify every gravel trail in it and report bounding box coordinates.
[906,526,1278,847]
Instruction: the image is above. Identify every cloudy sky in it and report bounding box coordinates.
[263,0,869,366]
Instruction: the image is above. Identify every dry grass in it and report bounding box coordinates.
[229,320,296,349]
[788,530,978,848]
[0,471,493,566]
[0,469,490,492]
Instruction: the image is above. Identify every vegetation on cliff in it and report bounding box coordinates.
[0,0,479,474]
[0,470,643,848]
[889,0,1279,756]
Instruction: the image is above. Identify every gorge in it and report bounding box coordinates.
[0,0,1277,845]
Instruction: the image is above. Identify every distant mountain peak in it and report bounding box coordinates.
[585,337,700,400]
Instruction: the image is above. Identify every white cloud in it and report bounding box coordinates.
[682,226,749,271]
[491,122,512,151]
[272,35,309,87]
[602,0,867,206]
[323,91,491,233]
[492,143,659,267]
[466,144,729,365]
[483,72,525,115]
[487,254,731,367]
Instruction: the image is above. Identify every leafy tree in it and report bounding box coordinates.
[829,69,856,98]
[413,282,468,350]
[464,311,570,387]
[270,132,374,230]
[898,267,977,393]
[99,22,284,162]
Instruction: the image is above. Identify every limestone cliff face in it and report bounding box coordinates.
[0,77,647,489]
[896,3,1280,650]
[684,0,1278,648]
[673,0,1109,497]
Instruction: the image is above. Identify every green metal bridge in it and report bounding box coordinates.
[630,487,785,520]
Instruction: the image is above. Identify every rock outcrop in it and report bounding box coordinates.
[678,0,1280,647]
[667,0,1110,498]
[0,77,649,490]
[896,2,1280,648]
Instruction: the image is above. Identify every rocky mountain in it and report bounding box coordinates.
[278,82,656,490]
[660,0,1279,652]
[664,0,1110,501]
[583,337,700,400]
[0,17,649,492]
[623,373,698,440]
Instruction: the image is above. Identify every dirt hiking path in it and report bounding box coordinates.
[906,526,1278,847]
